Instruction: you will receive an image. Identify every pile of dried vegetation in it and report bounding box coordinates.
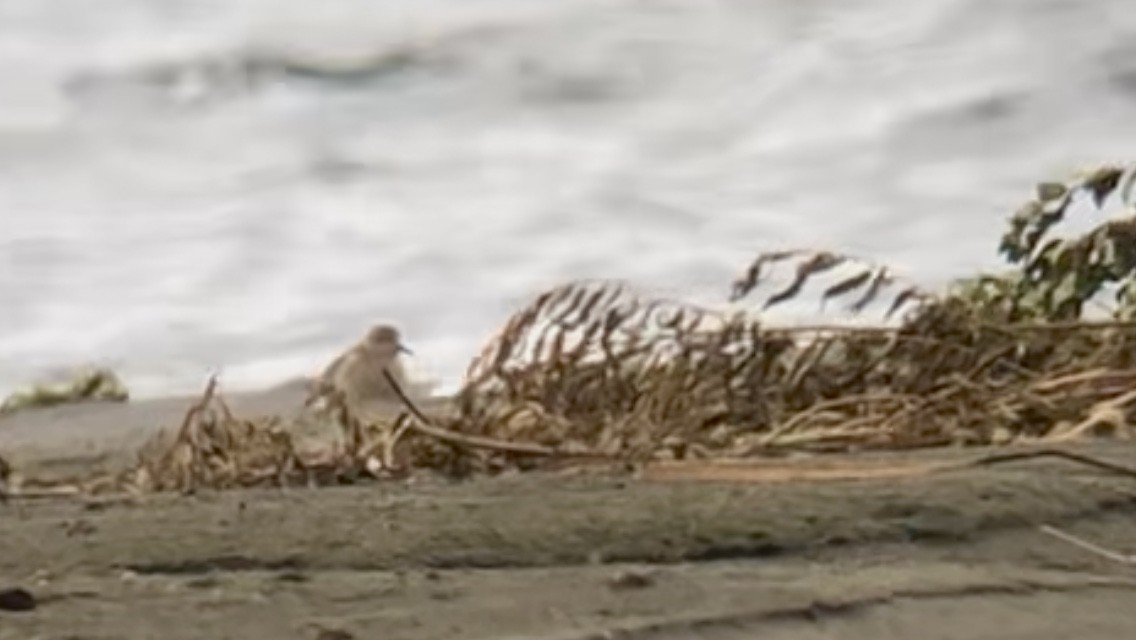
[445,164,1136,465]
[7,164,1136,496]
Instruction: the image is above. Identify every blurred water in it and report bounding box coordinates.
[1,0,1133,399]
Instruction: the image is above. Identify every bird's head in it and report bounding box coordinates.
[365,324,412,357]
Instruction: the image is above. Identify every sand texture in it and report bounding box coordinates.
[3,392,1136,639]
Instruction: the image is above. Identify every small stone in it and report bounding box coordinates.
[274,571,310,583]
[0,588,36,612]
[63,519,97,537]
[990,426,1015,445]
[607,569,655,591]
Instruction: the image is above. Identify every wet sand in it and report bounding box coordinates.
[2,392,1136,639]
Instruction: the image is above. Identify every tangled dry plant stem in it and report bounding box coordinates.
[956,448,1136,480]
[380,368,612,461]
[1038,525,1136,565]
[176,374,218,441]
[761,393,912,442]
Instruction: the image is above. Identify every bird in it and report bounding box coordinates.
[307,324,413,417]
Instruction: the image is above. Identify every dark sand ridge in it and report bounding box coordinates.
[3,387,1136,638]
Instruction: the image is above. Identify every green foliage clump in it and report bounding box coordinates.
[0,366,129,417]
[990,165,1136,320]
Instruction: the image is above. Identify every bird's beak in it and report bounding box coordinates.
[397,343,413,356]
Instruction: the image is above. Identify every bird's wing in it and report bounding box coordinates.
[308,347,360,403]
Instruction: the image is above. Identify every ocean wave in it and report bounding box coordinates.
[5,0,1136,402]
[62,43,456,108]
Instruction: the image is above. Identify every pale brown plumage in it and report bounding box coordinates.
[310,324,412,414]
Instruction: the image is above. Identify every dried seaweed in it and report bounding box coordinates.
[438,163,1136,464]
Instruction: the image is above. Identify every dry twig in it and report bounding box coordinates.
[1039,525,1136,565]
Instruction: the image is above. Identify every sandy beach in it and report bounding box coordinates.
[2,390,1136,639]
